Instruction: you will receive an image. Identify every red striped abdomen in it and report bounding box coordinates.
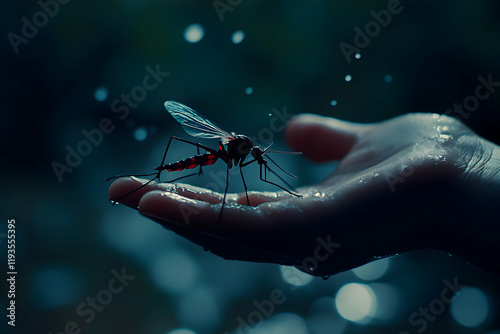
[159,153,218,172]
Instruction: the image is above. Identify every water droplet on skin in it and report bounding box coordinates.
[322,275,330,280]
[437,134,452,143]
[110,200,119,205]
[373,173,380,179]
[436,125,453,144]
[359,179,366,184]
[434,155,446,164]
[400,165,410,174]
[309,266,314,271]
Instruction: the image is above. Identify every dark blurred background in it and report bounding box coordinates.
[1,1,500,333]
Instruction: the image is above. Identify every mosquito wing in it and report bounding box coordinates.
[164,101,234,141]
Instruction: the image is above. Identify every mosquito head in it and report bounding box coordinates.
[251,146,266,161]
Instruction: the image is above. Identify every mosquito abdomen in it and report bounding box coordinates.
[156,153,218,172]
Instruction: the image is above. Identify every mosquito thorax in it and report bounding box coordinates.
[234,134,254,155]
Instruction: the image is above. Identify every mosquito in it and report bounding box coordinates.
[105,101,302,223]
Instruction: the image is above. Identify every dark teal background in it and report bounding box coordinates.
[1,1,500,333]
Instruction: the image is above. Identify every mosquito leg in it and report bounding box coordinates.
[239,167,250,205]
[260,164,301,197]
[197,146,203,176]
[112,176,158,205]
[239,158,261,205]
[218,163,230,226]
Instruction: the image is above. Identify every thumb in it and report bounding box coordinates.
[285,114,370,162]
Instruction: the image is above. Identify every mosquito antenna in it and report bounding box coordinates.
[265,154,298,180]
[265,164,298,193]
[261,141,274,151]
[265,150,302,155]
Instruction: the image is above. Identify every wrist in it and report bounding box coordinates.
[442,136,500,277]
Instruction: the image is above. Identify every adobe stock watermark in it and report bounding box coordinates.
[213,0,244,22]
[444,73,499,121]
[224,235,340,334]
[399,277,465,334]
[7,0,71,54]
[177,105,295,224]
[339,0,408,64]
[51,64,169,183]
[48,267,135,334]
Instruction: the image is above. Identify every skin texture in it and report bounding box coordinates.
[109,113,500,278]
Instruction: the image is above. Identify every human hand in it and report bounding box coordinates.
[109,113,500,277]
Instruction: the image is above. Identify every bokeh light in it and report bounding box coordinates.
[335,283,376,323]
[280,266,314,287]
[352,258,390,281]
[134,126,148,141]
[245,86,253,95]
[184,23,205,43]
[94,86,108,101]
[344,74,352,82]
[252,313,308,334]
[451,287,489,328]
[231,30,245,44]
[368,283,400,321]
[178,287,220,332]
[149,248,199,295]
[167,329,197,334]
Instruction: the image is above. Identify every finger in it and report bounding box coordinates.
[138,189,268,233]
[108,177,223,209]
[108,177,155,208]
[285,114,373,162]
